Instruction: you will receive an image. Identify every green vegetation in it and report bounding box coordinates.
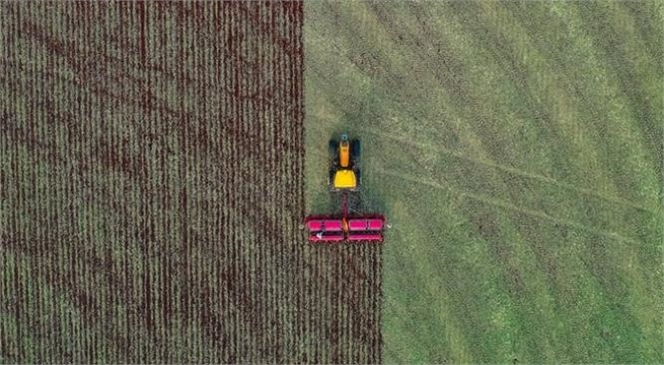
[304,1,663,363]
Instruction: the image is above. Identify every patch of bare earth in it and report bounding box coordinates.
[0,2,381,363]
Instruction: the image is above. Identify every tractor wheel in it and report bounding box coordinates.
[356,168,362,186]
[328,139,338,156]
[329,169,335,185]
[351,139,361,159]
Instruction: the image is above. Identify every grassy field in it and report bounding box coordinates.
[304,1,663,363]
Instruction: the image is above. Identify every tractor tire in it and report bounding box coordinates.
[356,168,362,186]
[328,139,338,156]
[351,139,361,159]
[329,169,335,185]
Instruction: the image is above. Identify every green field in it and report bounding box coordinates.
[305,1,663,363]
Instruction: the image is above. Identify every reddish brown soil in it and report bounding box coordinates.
[0,2,381,363]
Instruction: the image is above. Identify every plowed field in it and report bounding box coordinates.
[1,2,381,363]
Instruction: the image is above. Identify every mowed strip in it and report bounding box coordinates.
[1,2,380,363]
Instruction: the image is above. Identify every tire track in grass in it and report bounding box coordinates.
[437,2,591,192]
[369,127,658,249]
[368,2,652,235]
[374,167,642,246]
[363,128,655,215]
[344,0,650,255]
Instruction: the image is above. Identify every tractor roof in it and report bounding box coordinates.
[333,169,356,189]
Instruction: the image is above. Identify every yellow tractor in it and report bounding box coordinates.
[329,133,361,191]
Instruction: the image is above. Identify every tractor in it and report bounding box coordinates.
[329,133,361,191]
[304,133,385,243]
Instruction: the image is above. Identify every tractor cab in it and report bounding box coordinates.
[333,170,356,189]
[330,133,360,191]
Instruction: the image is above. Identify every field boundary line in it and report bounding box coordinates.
[375,167,643,245]
[366,129,658,215]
